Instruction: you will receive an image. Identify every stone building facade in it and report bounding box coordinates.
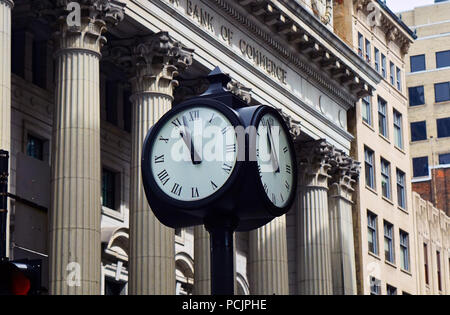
[334,0,418,295]
[0,0,382,295]
[400,1,450,217]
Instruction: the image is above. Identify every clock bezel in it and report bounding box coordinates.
[141,98,244,211]
[250,106,298,215]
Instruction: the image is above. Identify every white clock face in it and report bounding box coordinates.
[150,106,238,202]
[256,113,295,208]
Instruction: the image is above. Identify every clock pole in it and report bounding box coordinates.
[204,215,239,295]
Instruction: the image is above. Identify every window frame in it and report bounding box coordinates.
[358,33,364,58]
[397,169,406,209]
[424,243,429,286]
[365,147,375,189]
[381,54,387,79]
[400,230,410,272]
[408,85,425,107]
[393,110,403,149]
[410,54,426,72]
[412,156,429,178]
[368,211,378,255]
[381,158,391,200]
[437,117,450,138]
[384,221,395,264]
[396,67,402,91]
[387,284,398,296]
[362,96,372,126]
[434,82,450,103]
[411,121,427,142]
[365,39,371,63]
[378,97,388,138]
[436,50,450,69]
[439,153,450,165]
[390,62,395,85]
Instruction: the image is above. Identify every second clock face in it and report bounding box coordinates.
[256,112,295,208]
[150,106,238,202]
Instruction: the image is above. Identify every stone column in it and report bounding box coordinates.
[193,225,211,295]
[297,140,333,295]
[49,1,125,295]
[249,216,289,295]
[0,0,13,153]
[328,153,360,295]
[128,33,193,295]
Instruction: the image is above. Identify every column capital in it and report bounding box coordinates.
[0,0,14,8]
[328,150,361,202]
[227,79,252,104]
[129,32,194,96]
[297,139,333,189]
[48,0,126,56]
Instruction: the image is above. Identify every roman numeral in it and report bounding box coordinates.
[222,126,230,135]
[189,110,200,121]
[261,119,267,127]
[157,170,170,186]
[263,183,268,194]
[280,193,284,203]
[154,155,165,164]
[209,114,215,123]
[272,193,277,204]
[286,165,292,174]
[211,181,218,191]
[171,183,182,196]
[172,118,182,127]
[191,187,199,198]
[258,165,262,178]
[285,181,290,191]
[226,144,236,153]
[283,147,288,154]
[159,136,169,144]
[222,163,233,174]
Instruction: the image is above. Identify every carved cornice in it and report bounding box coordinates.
[0,0,14,8]
[227,79,252,105]
[210,0,373,108]
[353,0,414,55]
[277,109,301,141]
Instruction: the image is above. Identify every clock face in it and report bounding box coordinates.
[149,106,238,202]
[256,112,295,208]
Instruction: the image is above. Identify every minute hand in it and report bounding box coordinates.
[267,121,280,173]
[180,116,202,165]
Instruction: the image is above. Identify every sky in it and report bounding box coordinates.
[385,0,436,13]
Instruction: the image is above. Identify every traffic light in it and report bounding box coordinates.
[0,259,42,295]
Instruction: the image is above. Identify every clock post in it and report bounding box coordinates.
[141,67,298,296]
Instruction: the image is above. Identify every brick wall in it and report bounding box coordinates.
[412,167,450,216]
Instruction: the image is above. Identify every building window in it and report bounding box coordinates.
[358,33,364,58]
[105,278,127,296]
[381,159,391,200]
[436,50,450,69]
[396,67,402,91]
[365,147,375,189]
[397,169,406,209]
[370,277,381,295]
[439,153,450,165]
[374,48,380,72]
[362,96,372,125]
[378,98,388,138]
[384,221,395,264]
[400,230,410,271]
[368,211,378,255]
[435,82,450,103]
[381,54,387,79]
[437,117,450,138]
[437,251,442,291]
[365,39,371,63]
[409,86,425,106]
[26,134,44,161]
[411,121,427,142]
[102,168,118,210]
[390,62,395,85]
[393,110,403,149]
[387,285,397,295]
[424,243,429,286]
[413,157,429,178]
[410,54,426,72]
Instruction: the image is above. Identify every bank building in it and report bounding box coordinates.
[0,0,425,295]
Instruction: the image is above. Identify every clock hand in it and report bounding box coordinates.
[180,115,202,165]
[267,121,280,173]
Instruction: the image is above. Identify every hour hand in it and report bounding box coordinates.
[267,121,280,173]
[180,116,202,165]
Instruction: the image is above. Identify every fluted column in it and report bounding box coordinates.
[249,216,289,295]
[297,140,333,295]
[193,225,211,295]
[128,33,193,295]
[0,0,13,153]
[328,153,360,295]
[49,1,124,295]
